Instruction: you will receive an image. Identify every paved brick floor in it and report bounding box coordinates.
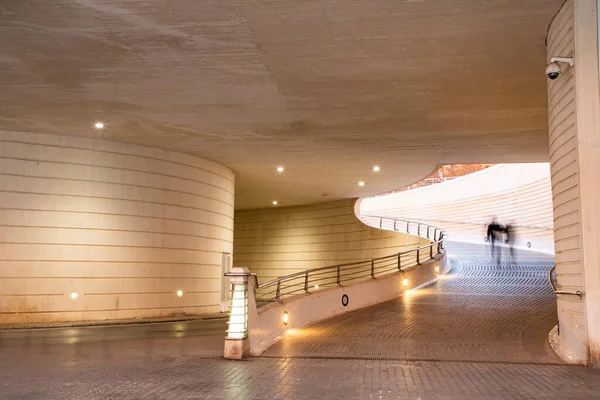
[263,242,561,364]
[1,242,600,399]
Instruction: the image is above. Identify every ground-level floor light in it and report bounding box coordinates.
[283,311,289,325]
[435,266,439,274]
[403,278,409,287]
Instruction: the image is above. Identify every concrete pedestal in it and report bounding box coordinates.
[224,338,250,360]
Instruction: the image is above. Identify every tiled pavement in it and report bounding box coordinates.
[263,242,562,364]
[1,242,600,399]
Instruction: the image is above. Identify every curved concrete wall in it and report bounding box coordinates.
[233,199,428,281]
[0,130,235,324]
[360,164,554,253]
[546,0,597,366]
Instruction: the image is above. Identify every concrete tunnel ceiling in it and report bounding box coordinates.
[0,0,563,209]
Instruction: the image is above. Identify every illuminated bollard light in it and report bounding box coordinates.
[224,267,251,360]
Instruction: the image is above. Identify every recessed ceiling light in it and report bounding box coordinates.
[358,181,365,186]
[176,290,184,298]
[272,200,278,205]
[277,166,284,173]
[94,122,104,129]
[373,166,381,172]
[70,291,79,300]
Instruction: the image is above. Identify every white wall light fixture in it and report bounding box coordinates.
[223,267,252,360]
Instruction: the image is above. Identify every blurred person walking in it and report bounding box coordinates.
[505,221,516,265]
[487,217,504,266]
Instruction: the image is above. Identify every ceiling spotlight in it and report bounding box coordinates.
[358,181,365,187]
[373,166,381,172]
[277,166,284,173]
[94,122,104,129]
[272,200,278,205]
[70,291,79,300]
[176,290,184,298]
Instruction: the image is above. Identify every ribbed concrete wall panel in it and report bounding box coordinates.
[0,131,234,324]
[361,164,554,252]
[234,199,427,281]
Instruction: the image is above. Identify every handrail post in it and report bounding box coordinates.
[407,221,410,233]
[304,271,309,293]
[417,223,421,236]
[371,259,375,278]
[430,244,433,258]
[337,266,341,286]
[427,225,430,239]
[276,280,281,300]
[393,220,397,231]
[433,228,438,241]
[398,253,401,271]
[417,248,420,265]
[380,218,383,228]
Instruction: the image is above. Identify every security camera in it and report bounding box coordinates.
[545,57,574,80]
[545,62,561,80]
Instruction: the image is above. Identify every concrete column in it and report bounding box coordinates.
[547,0,600,367]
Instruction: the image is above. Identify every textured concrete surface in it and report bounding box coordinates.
[2,242,600,399]
[0,0,563,208]
[0,131,235,325]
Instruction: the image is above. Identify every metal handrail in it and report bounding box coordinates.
[253,216,446,307]
[549,265,583,298]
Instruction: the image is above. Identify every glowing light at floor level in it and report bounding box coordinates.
[94,122,104,129]
[403,278,408,287]
[283,311,289,325]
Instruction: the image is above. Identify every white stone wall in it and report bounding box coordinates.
[360,164,554,253]
[0,131,234,324]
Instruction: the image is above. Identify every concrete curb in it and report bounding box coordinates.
[0,313,228,330]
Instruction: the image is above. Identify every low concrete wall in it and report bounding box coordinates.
[246,251,449,355]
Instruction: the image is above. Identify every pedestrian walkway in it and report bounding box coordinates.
[262,242,560,364]
[1,242,599,399]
